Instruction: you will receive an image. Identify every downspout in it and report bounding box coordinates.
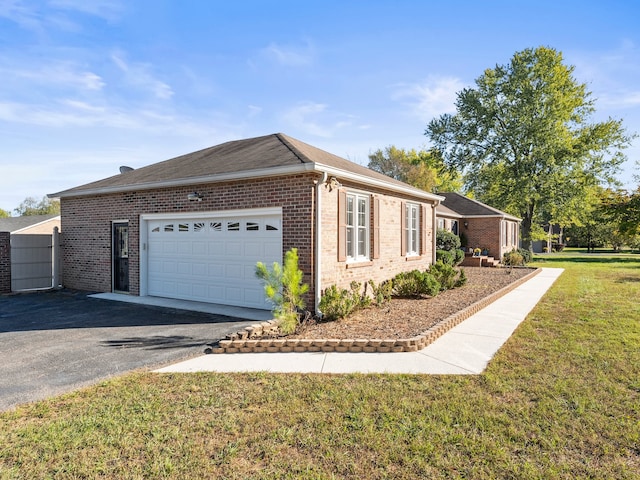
[315,171,328,316]
[432,200,439,264]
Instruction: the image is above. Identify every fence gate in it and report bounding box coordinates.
[10,229,61,291]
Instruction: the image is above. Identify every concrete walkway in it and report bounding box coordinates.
[156,268,564,375]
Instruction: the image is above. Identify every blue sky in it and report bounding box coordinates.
[1,0,639,213]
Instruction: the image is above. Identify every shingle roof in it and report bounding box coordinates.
[51,133,441,202]
[438,192,520,221]
[0,214,60,233]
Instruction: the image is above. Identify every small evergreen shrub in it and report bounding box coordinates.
[436,249,454,265]
[255,248,309,334]
[429,261,466,291]
[436,229,461,251]
[517,248,532,263]
[319,281,370,321]
[392,270,440,298]
[503,249,524,266]
[368,279,393,306]
[455,267,467,288]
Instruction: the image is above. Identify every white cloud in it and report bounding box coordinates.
[262,42,314,67]
[393,75,464,121]
[5,63,105,91]
[280,102,369,138]
[111,52,174,99]
[49,0,124,21]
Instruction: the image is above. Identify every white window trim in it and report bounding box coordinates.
[405,203,420,256]
[346,192,370,262]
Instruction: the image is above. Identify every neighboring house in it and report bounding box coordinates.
[51,133,443,313]
[0,214,61,235]
[532,224,564,253]
[436,192,520,261]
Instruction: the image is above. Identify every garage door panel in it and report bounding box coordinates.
[147,213,282,309]
[225,243,242,256]
[225,264,243,279]
[162,241,177,254]
[192,263,207,276]
[177,262,191,275]
[264,242,282,258]
[177,241,191,255]
[208,263,225,278]
[192,241,207,255]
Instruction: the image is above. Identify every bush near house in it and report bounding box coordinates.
[320,262,466,322]
[255,248,309,334]
[436,229,465,265]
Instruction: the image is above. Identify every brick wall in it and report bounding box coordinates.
[61,174,316,299]
[461,217,519,260]
[0,232,10,293]
[61,174,438,310]
[318,180,435,294]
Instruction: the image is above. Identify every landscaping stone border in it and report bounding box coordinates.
[207,268,542,354]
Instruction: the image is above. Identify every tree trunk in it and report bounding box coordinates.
[520,203,535,251]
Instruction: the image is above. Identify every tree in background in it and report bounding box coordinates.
[426,46,635,250]
[368,146,462,193]
[0,208,9,218]
[14,196,60,216]
[565,187,640,251]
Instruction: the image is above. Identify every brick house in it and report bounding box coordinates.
[436,192,520,260]
[51,133,443,313]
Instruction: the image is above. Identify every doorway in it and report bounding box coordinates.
[113,222,129,292]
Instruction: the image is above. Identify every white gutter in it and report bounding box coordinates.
[432,201,439,264]
[314,172,328,316]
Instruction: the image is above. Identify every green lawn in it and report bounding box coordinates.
[1,252,639,479]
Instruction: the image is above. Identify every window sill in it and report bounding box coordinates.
[405,255,422,261]
[345,261,374,269]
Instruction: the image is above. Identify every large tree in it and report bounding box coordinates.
[426,46,635,249]
[14,196,60,216]
[0,208,9,218]
[368,146,462,193]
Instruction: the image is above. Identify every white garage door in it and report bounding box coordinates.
[147,213,282,309]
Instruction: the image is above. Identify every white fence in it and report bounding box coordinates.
[10,228,61,291]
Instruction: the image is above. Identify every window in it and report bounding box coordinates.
[346,193,369,261]
[451,220,459,235]
[405,203,420,256]
[437,218,445,230]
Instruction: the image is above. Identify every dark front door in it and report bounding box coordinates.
[113,222,129,292]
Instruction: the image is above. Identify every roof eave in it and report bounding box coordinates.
[51,163,444,203]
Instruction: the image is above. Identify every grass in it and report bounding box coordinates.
[1,250,639,479]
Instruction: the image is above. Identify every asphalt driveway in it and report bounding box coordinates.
[0,289,254,411]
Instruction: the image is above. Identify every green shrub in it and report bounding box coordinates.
[255,248,309,334]
[368,279,393,306]
[503,249,525,266]
[436,249,454,265]
[437,248,465,266]
[392,270,440,298]
[429,261,466,291]
[455,267,467,288]
[517,248,532,263]
[436,229,461,251]
[319,281,370,321]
